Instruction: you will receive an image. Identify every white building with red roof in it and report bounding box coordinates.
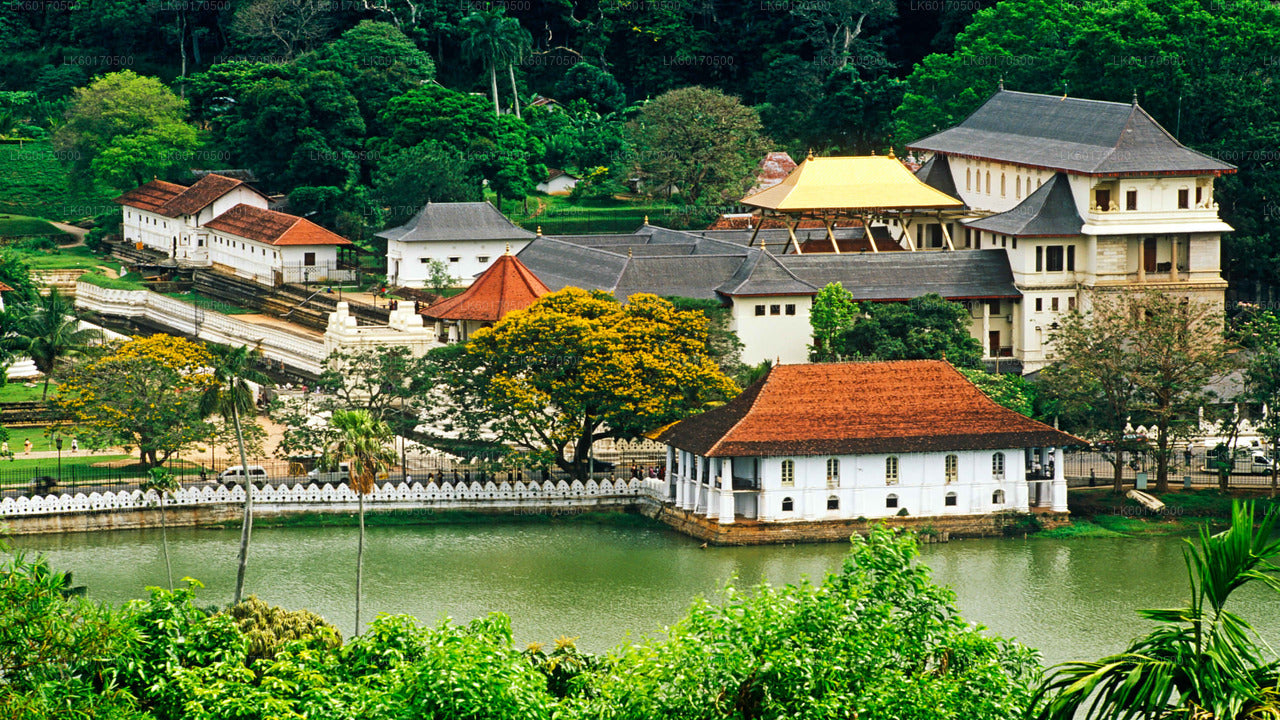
[656,360,1080,528]
[115,174,353,286]
[420,250,549,342]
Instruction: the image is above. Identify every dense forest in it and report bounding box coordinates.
[0,0,1276,284]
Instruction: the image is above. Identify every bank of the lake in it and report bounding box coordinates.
[13,518,1280,668]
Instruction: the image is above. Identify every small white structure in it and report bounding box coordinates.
[536,168,580,196]
[657,360,1078,525]
[324,302,440,358]
[379,202,537,288]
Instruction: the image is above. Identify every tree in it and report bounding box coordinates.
[809,282,860,362]
[958,368,1038,418]
[51,70,200,186]
[460,10,516,118]
[837,294,983,368]
[16,288,101,400]
[54,334,216,466]
[567,526,1041,720]
[329,409,394,638]
[373,140,482,226]
[1240,308,1280,495]
[229,0,334,60]
[141,467,180,591]
[555,61,626,115]
[629,86,768,208]
[427,288,738,479]
[199,343,269,607]
[1032,501,1280,720]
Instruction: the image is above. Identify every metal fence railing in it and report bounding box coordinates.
[1063,448,1278,488]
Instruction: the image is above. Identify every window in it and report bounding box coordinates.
[1036,245,1043,272]
[448,256,460,263]
[1035,297,1043,312]
[966,168,972,191]
[785,304,796,316]
[985,171,991,194]
[992,452,1006,478]
[1195,186,1203,205]
[1012,237,1017,249]
[826,458,840,488]
[782,496,794,512]
[1067,245,1076,271]
[303,251,316,266]
[770,305,781,315]
[945,454,958,484]
[1046,245,1064,272]
[1095,188,1111,211]
[1015,176,1021,199]
[477,255,490,263]
[755,304,765,316]
[993,489,1006,504]
[420,257,430,263]
[1000,173,1006,197]
[1178,188,1190,209]
[1068,296,1076,311]
[988,300,1000,316]
[780,459,794,487]
[827,495,840,510]
[885,456,899,485]
[1126,190,1138,211]
[945,492,958,507]
[886,494,899,509]
[1051,297,1060,312]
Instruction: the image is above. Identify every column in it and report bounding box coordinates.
[1137,239,1145,283]
[1052,447,1068,512]
[718,486,736,524]
[665,446,675,501]
[682,451,695,511]
[982,302,991,359]
[693,453,703,513]
[1170,235,1179,282]
[704,458,718,520]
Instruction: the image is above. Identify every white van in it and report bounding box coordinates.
[307,462,350,484]
[218,465,268,486]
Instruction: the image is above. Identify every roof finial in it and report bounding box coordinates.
[998,77,1004,91]
[1062,80,1069,99]
[1132,88,1138,105]
[536,225,542,236]
[644,215,649,225]
[887,146,896,159]
[806,148,814,161]
[505,243,511,255]
[627,247,633,258]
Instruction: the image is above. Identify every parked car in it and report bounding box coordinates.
[218,465,268,486]
[308,462,350,484]
[1207,450,1275,476]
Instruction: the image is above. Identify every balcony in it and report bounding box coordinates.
[1082,204,1231,235]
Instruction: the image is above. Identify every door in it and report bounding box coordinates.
[1143,237,1158,273]
[988,331,1000,358]
[1095,189,1111,211]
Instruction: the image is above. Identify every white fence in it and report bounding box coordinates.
[75,282,327,375]
[0,478,670,517]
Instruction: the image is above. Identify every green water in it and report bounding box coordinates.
[13,521,1280,665]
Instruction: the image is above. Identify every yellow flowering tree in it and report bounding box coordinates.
[426,288,738,479]
[54,334,217,467]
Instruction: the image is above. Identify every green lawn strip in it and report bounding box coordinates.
[0,213,64,237]
[22,245,114,270]
[162,290,256,315]
[0,382,52,403]
[228,508,663,530]
[0,141,116,220]
[78,270,147,290]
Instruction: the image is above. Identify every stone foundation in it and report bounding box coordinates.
[2,505,242,535]
[643,505,1069,545]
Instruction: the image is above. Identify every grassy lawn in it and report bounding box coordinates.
[0,454,135,481]
[163,290,256,314]
[503,194,683,235]
[0,141,117,220]
[78,270,145,290]
[0,382,50,403]
[21,244,120,271]
[0,213,63,238]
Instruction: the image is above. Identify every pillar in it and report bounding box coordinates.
[665,446,675,501]
[682,451,695,511]
[1137,238,1145,283]
[718,486,736,524]
[1170,235,1179,282]
[704,458,718,520]
[982,302,991,358]
[1052,447,1068,512]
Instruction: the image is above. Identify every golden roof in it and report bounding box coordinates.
[740,155,964,212]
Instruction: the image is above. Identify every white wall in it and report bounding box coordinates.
[753,449,1028,521]
[728,295,813,365]
[388,239,531,287]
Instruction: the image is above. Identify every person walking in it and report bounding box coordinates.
[23,439,31,455]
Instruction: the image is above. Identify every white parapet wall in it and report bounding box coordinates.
[324,302,441,358]
[74,281,327,376]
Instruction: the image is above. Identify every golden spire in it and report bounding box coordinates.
[536,226,542,236]
[644,215,649,225]
[806,148,814,161]
[887,146,896,159]
[627,247,633,258]
[505,243,511,255]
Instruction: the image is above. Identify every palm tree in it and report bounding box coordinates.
[329,409,393,637]
[1031,501,1280,720]
[199,343,269,606]
[497,15,531,120]
[460,10,511,117]
[141,467,181,590]
[17,288,101,400]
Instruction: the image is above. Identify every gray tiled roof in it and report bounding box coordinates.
[614,256,749,301]
[965,173,1084,237]
[514,237,628,292]
[779,249,1020,301]
[376,201,537,243]
[718,250,818,297]
[914,154,961,199]
[908,90,1235,175]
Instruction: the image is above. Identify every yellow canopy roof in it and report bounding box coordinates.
[740,155,964,212]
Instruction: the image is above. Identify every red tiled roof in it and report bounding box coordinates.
[114,174,267,218]
[0,282,14,292]
[114,180,186,213]
[204,204,352,246]
[658,360,1082,457]
[421,253,549,322]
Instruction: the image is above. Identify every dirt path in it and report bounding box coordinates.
[50,221,88,241]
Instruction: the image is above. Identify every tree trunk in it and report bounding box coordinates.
[1272,455,1277,499]
[1155,428,1171,493]
[1112,456,1124,495]
[41,374,50,401]
[489,63,500,117]
[231,403,253,605]
[508,63,521,120]
[355,491,364,637]
[160,496,173,590]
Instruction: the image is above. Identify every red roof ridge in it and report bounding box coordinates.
[421,253,550,322]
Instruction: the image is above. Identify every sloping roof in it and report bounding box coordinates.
[657,360,1081,457]
[376,201,537,243]
[753,151,798,192]
[908,90,1236,176]
[114,174,265,217]
[718,250,818,297]
[0,281,14,292]
[914,154,961,199]
[190,168,259,183]
[204,204,352,246]
[114,180,186,213]
[515,236,630,292]
[741,155,965,212]
[965,173,1084,237]
[614,256,748,302]
[779,250,1020,301]
[421,252,549,321]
